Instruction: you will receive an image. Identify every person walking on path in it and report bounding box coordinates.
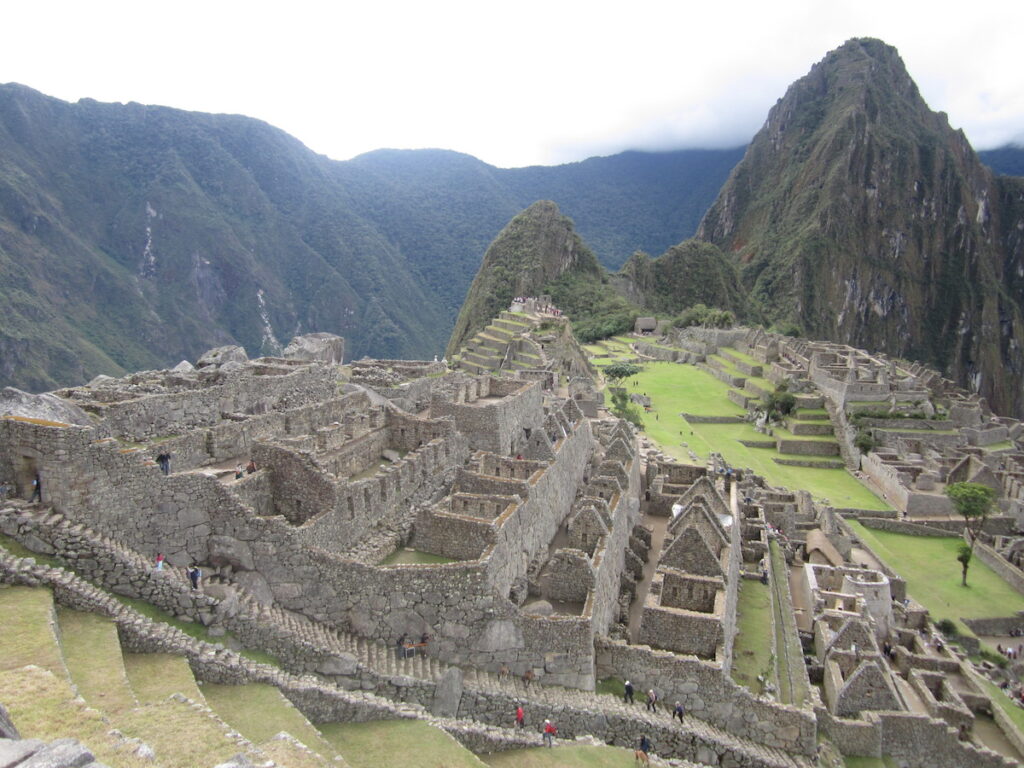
[646,689,658,712]
[624,679,634,704]
[635,735,651,765]
[155,553,165,571]
[397,633,407,659]
[673,701,685,722]
[543,720,557,748]
[156,452,171,476]
[187,563,201,590]
[29,473,41,503]
[515,704,525,729]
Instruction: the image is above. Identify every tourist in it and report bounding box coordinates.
[516,703,525,728]
[29,473,41,502]
[187,563,202,591]
[542,719,557,747]
[156,452,171,475]
[235,464,244,480]
[673,701,685,722]
[246,459,257,474]
[646,688,658,712]
[636,734,651,765]
[624,679,634,704]
[0,479,10,499]
[155,553,165,571]
[397,633,408,658]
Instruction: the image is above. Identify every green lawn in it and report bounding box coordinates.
[848,522,1024,635]
[485,744,644,767]
[731,579,773,694]
[617,362,887,510]
[320,719,486,768]
[202,682,338,759]
[975,675,1024,735]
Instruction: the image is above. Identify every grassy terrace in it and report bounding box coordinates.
[848,522,1024,636]
[320,719,486,768]
[617,361,887,510]
[720,347,761,366]
[731,579,773,694]
[486,744,642,767]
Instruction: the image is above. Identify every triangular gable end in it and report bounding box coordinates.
[661,525,725,578]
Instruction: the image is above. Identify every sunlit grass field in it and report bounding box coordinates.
[848,521,1024,634]
[612,359,887,510]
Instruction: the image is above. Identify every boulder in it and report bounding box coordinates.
[170,360,195,373]
[0,387,93,427]
[430,667,463,718]
[196,345,248,368]
[283,333,345,364]
[0,702,20,739]
[316,653,359,676]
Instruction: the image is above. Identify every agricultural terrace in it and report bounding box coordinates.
[588,353,888,511]
[848,522,1024,638]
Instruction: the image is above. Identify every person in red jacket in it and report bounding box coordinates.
[515,704,525,728]
[543,719,557,747]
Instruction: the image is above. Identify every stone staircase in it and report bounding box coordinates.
[454,313,551,375]
[0,552,547,766]
[0,506,817,767]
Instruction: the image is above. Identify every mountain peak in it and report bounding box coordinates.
[445,201,600,355]
[696,37,1024,417]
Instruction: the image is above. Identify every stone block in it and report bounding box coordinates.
[431,667,463,718]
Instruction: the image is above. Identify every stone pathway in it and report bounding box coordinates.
[629,511,669,643]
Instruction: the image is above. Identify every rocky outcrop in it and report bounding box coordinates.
[283,333,345,365]
[698,37,1024,418]
[0,387,93,427]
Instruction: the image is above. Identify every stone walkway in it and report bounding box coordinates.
[628,510,669,643]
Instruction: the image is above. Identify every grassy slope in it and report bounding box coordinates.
[202,682,339,759]
[0,586,67,677]
[621,361,887,510]
[0,666,153,768]
[57,607,138,714]
[123,652,205,704]
[485,744,646,767]
[848,521,1024,633]
[731,579,773,694]
[320,719,488,768]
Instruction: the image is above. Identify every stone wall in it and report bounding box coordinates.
[87,365,338,442]
[973,540,1024,596]
[776,439,840,457]
[595,638,816,754]
[430,379,544,455]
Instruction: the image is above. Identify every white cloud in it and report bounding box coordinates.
[1,0,1022,167]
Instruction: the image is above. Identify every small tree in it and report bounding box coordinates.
[604,362,641,386]
[956,543,973,588]
[945,481,997,586]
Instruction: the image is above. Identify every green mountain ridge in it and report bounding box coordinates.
[0,82,740,391]
[696,38,1024,417]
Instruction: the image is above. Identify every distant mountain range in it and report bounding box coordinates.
[3,52,1024,412]
[0,83,741,391]
[449,39,1024,418]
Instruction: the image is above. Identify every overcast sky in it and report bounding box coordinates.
[2,1,1022,168]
